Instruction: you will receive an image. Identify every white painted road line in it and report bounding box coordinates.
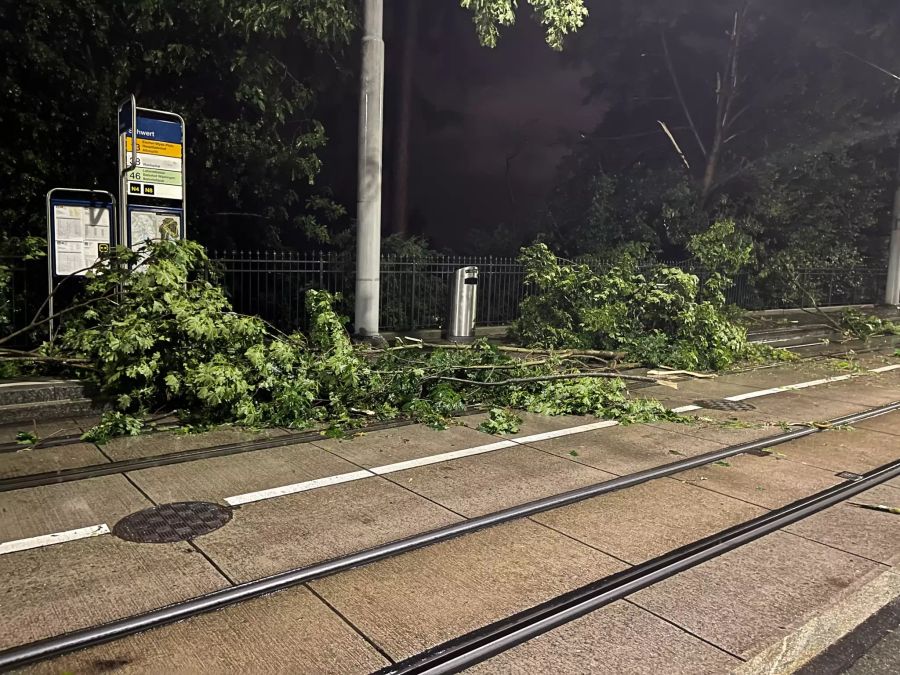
[0,379,73,389]
[370,440,518,475]
[231,423,624,504]
[0,524,110,556]
[225,470,374,506]
[672,404,702,413]
[870,364,900,374]
[725,375,853,401]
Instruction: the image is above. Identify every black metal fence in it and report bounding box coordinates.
[207,250,889,332]
[209,251,530,332]
[0,258,39,347]
[0,251,889,340]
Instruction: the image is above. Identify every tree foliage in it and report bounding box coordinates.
[540,0,899,269]
[513,221,780,370]
[460,0,588,50]
[0,0,356,249]
[44,238,677,438]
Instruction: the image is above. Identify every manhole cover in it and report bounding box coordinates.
[113,502,232,543]
[694,399,756,412]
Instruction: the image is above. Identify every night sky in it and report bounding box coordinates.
[377,1,606,251]
[405,3,603,249]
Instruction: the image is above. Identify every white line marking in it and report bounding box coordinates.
[0,379,73,389]
[782,375,853,390]
[225,470,374,506]
[870,364,900,374]
[672,404,702,413]
[513,419,621,443]
[370,440,518,475]
[229,423,625,504]
[0,524,109,556]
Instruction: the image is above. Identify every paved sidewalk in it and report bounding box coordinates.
[0,350,896,673]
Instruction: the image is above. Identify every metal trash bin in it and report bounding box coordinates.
[446,266,478,343]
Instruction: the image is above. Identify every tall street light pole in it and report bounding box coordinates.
[355,0,385,337]
[885,148,900,306]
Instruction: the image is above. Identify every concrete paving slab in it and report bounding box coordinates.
[632,531,886,659]
[467,600,740,674]
[0,475,152,541]
[716,361,865,389]
[533,478,765,564]
[30,585,388,675]
[391,446,615,517]
[675,453,842,510]
[72,413,104,431]
[195,477,461,582]
[841,350,900,370]
[0,535,228,650]
[127,443,361,504]
[0,442,109,479]
[311,519,627,661]
[459,410,593,439]
[788,378,900,408]
[646,418,783,447]
[655,378,761,399]
[0,417,83,444]
[650,392,869,446]
[786,484,900,566]
[710,391,869,424]
[526,422,725,475]
[100,425,289,461]
[775,428,900,476]
[313,423,490,469]
[854,410,900,438]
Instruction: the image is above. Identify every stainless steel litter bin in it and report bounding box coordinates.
[446,266,478,343]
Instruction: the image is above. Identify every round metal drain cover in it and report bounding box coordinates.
[113,502,232,543]
[694,399,756,412]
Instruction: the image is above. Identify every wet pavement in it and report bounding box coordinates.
[0,348,897,673]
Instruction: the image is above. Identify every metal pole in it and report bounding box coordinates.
[354,0,385,338]
[885,145,900,306]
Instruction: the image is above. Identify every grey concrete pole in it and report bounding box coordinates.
[885,147,900,306]
[354,0,385,337]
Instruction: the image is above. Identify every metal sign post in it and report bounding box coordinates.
[117,96,187,250]
[45,188,116,341]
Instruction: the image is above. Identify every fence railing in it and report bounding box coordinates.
[0,258,37,347]
[207,251,889,332]
[0,251,889,340]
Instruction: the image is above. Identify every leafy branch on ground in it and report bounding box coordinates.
[838,310,900,340]
[10,238,682,439]
[511,220,790,370]
[478,408,523,435]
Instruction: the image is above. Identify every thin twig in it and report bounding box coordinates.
[430,372,660,386]
[0,291,119,345]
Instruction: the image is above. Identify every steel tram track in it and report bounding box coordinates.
[0,410,487,493]
[0,401,897,670]
[380,456,900,675]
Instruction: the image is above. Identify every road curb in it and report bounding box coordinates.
[734,568,900,675]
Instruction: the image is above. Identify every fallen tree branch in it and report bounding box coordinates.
[0,353,98,370]
[430,372,665,386]
[419,343,625,360]
[647,369,717,379]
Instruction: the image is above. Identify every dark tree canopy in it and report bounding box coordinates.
[0,0,356,249]
[540,0,900,267]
